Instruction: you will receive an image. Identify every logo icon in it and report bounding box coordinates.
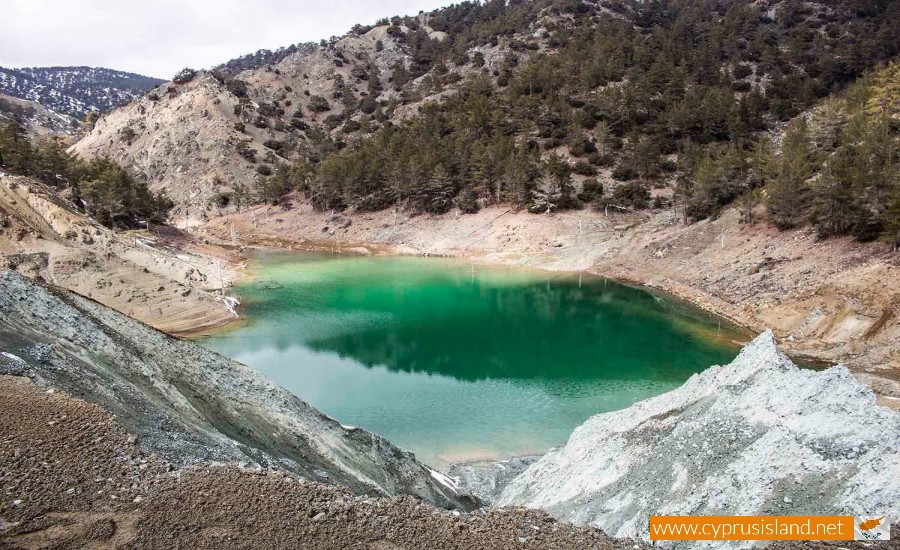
[854,516,890,540]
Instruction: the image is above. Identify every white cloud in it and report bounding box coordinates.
[0,0,454,78]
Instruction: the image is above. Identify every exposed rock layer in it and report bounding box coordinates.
[0,374,640,550]
[0,175,237,334]
[498,332,900,547]
[0,270,472,510]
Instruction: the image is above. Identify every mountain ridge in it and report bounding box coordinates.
[0,65,164,119]
[68,0,900,225]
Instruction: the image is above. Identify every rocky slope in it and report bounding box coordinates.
[0,66,163,119]
[2,314,897,550]
[0,270,473,510]
[0,175,237,334]
[68,71,269,221]
[66,0,900,222]
[496,332,900,546]
[67,10,550,220]
[0,375,638,550]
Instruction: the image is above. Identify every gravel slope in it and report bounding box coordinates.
[0,374,643,550]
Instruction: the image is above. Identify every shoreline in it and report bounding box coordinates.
[180,240,756,344]
[194,202,900,407]
[183,238,800,362]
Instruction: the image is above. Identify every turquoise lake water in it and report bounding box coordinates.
[199,251,744,467]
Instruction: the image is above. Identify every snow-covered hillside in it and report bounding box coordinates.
[0,66,163,119]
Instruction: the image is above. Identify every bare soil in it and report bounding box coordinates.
[0,176,241,335]
[3,376,896,549]
[0,375,645,550]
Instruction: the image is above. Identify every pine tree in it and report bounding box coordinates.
[812,158,855,237]
[810,96,847,152]
[881,185,900,251]
[425,164,454,214]
[767,118,817,229]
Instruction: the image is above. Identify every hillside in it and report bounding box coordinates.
[0,65,163,119]
[0,174,236,334]
[70,0,900,224]
[0,372,630,550]
[64,0,900,396]
[0,270,473,510]
[0,93,79,136]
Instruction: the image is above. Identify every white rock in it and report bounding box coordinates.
[499,331,900,548]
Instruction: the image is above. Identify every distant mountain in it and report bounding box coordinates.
[0,66,164,119]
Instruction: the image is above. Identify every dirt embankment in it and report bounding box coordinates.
[202,198,900,406]
[0,375,642,550]
[0,175,240,335]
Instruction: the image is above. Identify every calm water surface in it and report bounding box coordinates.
[200,251,744,467]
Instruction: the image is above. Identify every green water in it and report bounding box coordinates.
[200,251,744,467]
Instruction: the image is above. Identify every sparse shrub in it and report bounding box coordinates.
[611,164,637,181]
[359,96,377,114]
[119,127,137,144]
[607,182,650,209]
[455,188,480,213]
[572,161,596,176]
[324,114,344,130]
[236,140,257,162]
[226,79,249,98]
[577,179,604,203]
[308,95,331,112]
[172,68,197,84]
[350,66,369,81]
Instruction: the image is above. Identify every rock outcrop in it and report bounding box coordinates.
[498,332,900,546]
[0,175,236,334]
[0,271,474,510]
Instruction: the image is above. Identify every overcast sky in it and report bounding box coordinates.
[1,0,455,79]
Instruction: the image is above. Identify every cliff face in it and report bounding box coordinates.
[0,271,474,510]
[498,332,900,547]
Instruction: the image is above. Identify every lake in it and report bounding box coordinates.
[199,250,744,468]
